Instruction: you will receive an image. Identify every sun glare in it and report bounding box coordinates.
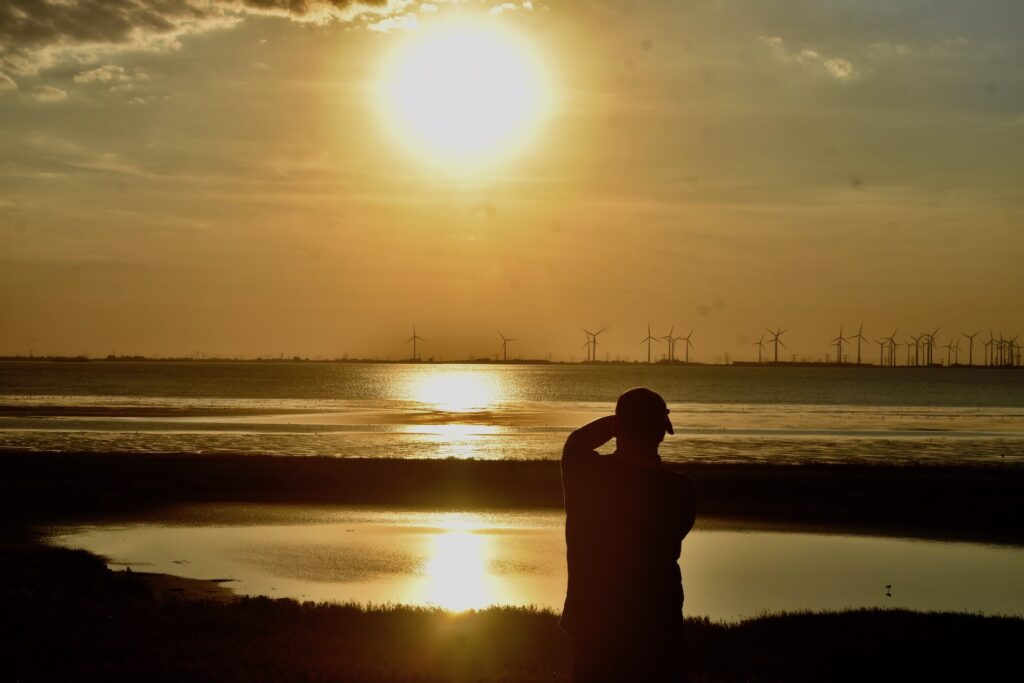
[377,19,552,171]
[408,370,503,412]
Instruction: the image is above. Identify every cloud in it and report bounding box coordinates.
[822,58,855,80]
[761,36,860,81]
[30,86,68,103]
[489,2,533,15]
[74,64,132,84]
[0,0,401,75]
[367,13,418,32]
[0,70,15,90]
[490,3,518,15]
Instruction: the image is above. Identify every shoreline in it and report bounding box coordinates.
[6,450,1023,546]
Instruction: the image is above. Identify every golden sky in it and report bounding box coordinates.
[0,1,1021,361]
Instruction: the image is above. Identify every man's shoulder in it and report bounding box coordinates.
[561,442,600,467]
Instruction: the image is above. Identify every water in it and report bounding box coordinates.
[2,361,1023,464]
[47,504,1024,620]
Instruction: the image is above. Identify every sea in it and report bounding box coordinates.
[3,361,1022,466]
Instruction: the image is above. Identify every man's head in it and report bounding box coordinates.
[614,387,673,446]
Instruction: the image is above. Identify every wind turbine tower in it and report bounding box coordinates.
[498,332,515,362]
[680,329,695,363]
[962,331,979,366]
[908,335,920,367]
[925,328,940,366]
[832,326,849,364]
[581,330,594,363]
[766,327,786,363]
[753,335,766,363]
[406,326,425,362]
[662,326,677,362]
[883,330,898,368]
[640,324,659,364]
[584,328,606,363]
[851,323,868,365]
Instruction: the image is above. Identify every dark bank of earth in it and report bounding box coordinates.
[2,542,1021,683]
[4,451,1023,545]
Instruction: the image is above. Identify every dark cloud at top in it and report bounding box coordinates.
[0,0,392,75]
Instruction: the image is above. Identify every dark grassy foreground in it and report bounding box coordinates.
[2,543,1021,683]
[3,451,1023,544]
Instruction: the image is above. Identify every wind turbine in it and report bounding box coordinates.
[661,326,677,362]
[498,332,515,362]
[766,327,786,363]
[962,331,979,366]
[944,338,955,366]
[587,328,606,363]
[875,338,887,367]
[906,334,920,366]
[831,326,849,364]
[924,328,940,366]
[640,324,659,364]
[406,326,425,362]
[851,323,868,365]
[753,335,766,363]
[581,330,594,362]
[679,329,695,363]
[983,330,995,366]
[883,330,898,368]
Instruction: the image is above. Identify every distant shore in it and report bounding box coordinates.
[5,451,1022,546]
[2,356,1020,368]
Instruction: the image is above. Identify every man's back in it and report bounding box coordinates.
[561,446,696,641]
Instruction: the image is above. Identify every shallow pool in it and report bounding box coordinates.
[48,505,1024,621]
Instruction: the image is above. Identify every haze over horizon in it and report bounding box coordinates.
[1,1,1021,361]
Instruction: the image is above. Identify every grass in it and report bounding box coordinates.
[1,543,1021,682]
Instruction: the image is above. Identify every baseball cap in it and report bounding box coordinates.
[615,387,674,437]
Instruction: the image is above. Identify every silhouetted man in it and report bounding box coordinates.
[561,387,696,683]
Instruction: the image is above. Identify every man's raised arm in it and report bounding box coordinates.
[562,415,615,462]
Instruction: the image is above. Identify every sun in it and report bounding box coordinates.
[377,19,552,171]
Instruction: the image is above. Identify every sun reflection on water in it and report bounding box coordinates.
[398,424,504,460]
[407,369,504,413]
[414,513,502,611]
